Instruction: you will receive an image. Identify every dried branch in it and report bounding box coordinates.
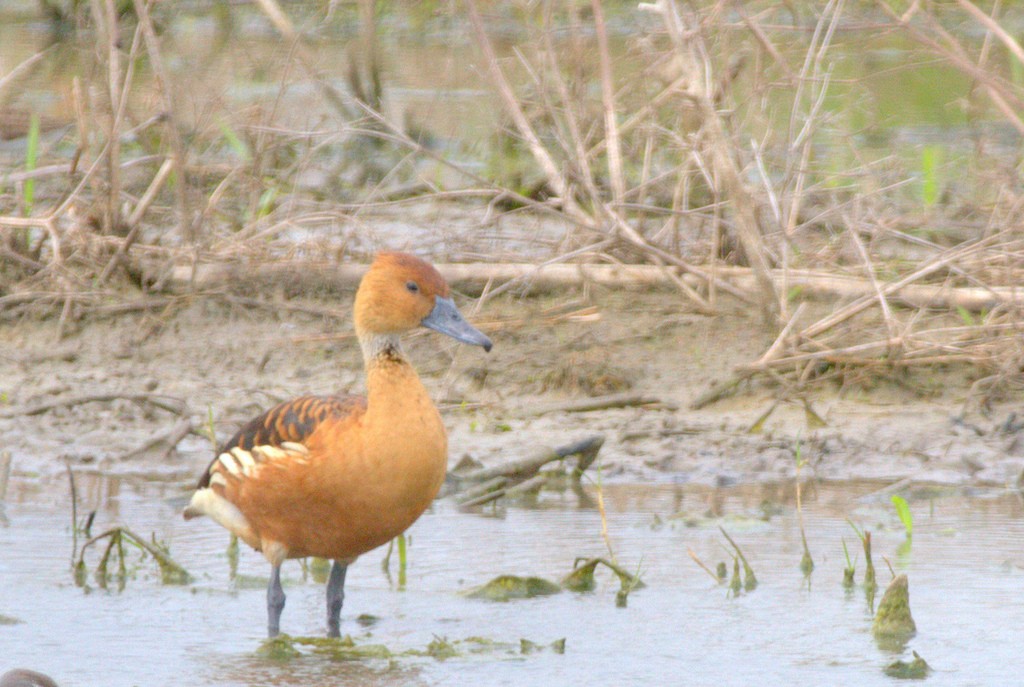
[0,393,187,419]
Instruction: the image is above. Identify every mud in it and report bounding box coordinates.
[0,287,1018,490]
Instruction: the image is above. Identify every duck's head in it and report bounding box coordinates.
[354,252,492,355]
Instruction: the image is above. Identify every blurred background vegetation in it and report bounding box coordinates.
[0,0,1022,398]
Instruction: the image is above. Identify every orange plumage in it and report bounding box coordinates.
[184,252,492,637]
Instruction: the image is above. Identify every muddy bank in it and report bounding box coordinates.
[0,288,1019,490]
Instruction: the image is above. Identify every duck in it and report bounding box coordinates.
[0,670,59,687]
[183,252,492,637]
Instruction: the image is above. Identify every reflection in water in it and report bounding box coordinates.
[2,475,1023,686]
[0,6,1007,170]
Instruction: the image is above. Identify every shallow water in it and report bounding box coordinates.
[0,4,1015,163]
[2,474,1023,686]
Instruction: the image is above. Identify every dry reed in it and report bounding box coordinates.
[0,1,1020,399]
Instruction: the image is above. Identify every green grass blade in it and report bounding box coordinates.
[396,532,407,590]
[24,113,40,217]
[891,495,913,537]
[217,118,251,161]
[921,144,941,207]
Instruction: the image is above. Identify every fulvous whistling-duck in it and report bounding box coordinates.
[0,670,59,687]
[183,252,492,637]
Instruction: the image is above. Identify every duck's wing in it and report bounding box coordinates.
[194,394,366,489]
[183,395,367,543]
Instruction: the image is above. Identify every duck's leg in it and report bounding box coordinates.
[267,564,286,637]
[326,560,348,638]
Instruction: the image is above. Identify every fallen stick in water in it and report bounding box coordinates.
[452,435,604,506]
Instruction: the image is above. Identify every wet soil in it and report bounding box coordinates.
[0,286,1018,490]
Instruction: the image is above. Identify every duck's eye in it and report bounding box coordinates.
[406,281,419,293]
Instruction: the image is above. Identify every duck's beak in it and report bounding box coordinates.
[422,297,493,352]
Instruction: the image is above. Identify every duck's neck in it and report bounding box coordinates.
[360,333,436,427]
[359,332,403,366]
[359,332,448,517]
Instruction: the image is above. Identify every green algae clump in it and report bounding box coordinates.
[465,574,562,602]
[257,634,393,662]
[520,638,566,655]
[257,635,302,660]
[884,651,932,680]
[561,558,601,592]
[873,574,917,650]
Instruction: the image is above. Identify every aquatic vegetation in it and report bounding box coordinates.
[73,526,192,590]
[728,558,742,597]
[686,547,724,585]
[257,635,304,660]
[469,556,644,604]
[689,533,757,594]
[306,556,331,584]
[873,574,917,651]
[719,526,757,591]
[356,614,380,627]
[380,533,408,589]
[226,534,239,580]
[561,558,601,593]
[560,557,645,596]
[884,651,932,680]
[424,636,458,661]
[614,560,645,608]
[841,539,856,590]
[794,439,814,576]
[849,521,879,598]
[465,575,562,602]
[255,633,565,663]
[891,495,913,538]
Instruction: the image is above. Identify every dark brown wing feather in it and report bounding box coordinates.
[195,394,366,488]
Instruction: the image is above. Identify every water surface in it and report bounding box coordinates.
[2,475,1022,686]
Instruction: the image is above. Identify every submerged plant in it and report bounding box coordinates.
[561,558,601,592]
[719,526,757,591]
[520,638,567,655]
[227,533,239,581]
[306,556,331,584]
[615,559,644,608]
[794,438,814,576]
[884,651,931,679]
[74,526,192,589]
[425,635,459,661]
[380,532,408,589]
[873,574,917,652]
[397,532,408,589]
[728,557,742,597]
[686,547,725,585]
[841,538,856,590]
[465,575,562,602]
[849,520,879,597]
[258,633,565,663]
[891,495,913,538]
[471,557,643,604]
